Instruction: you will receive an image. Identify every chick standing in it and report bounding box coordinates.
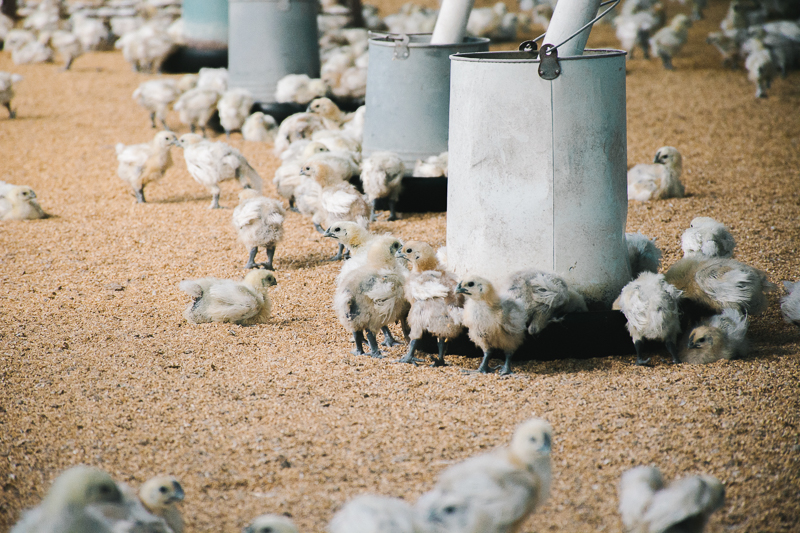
[245,514,299,533]
[0,71,23,118]
[680,217,735,259]
[232,190,285,270]
[627,146,685,202]
[361,151,405,221]
[133,79,180,130]
[115,130,177,203]
[781,280,800,327]
[242,112,278,143]
[180,269,277,325]
[613,272,683,365]
[50,30,83,70]
[173,87,220,137]
[416,418,552,533]
[456,275,526,374]
[679,308,748,364]
[0,182,47,220]
[138,476,185,533]
[618,466,725,533]
[649,13,692,70]
[217,87,254,138]
[329,494,424,533]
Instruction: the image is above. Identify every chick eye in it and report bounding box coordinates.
[467,281,475,287]
[406,248,412,253]
[444,506,457,514]
[159,486,168,493]
[99,485,111,494]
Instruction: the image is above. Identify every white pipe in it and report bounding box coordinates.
[430,0,474,45]
[542,0,602,57]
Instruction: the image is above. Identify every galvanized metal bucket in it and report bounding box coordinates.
[228,0,320,103]
[446,48,631,307]
[183,0,229,50]
[362,33,490,170]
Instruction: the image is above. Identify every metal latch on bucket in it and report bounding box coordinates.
[538,44,561,80]
[392,34,410,60]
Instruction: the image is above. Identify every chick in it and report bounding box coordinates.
[174,87,221,137]
[649,13,692,70]
[275,73,328,105]
[115,130,177,203]
[312,129,362,154]
[138,476,184,533]
[413,151,448,178]
[88,480,174,533]
[175,133,263,209]
[245,514,299,533]
[0,71,23,118]
[396,241,464,367]
[232,190,285,270]
[416,418,552,533]
[114,22,175,73]
[0,181,47,220]
[50,29,83,70]
[664,256,776,316]
[329,494,423,533]
[180,269,277,325]
[218,88,254,138]
[627,146,685,202]
[614,3,664,59]
[456,276,526,374]
[680,217,735,259]
[304,142,360,181]
[626,232,663,277]
[333,235,406,357]
[11,36,52,65]
[781,280,800,327]
[133,79,180,130]
[242,112,278,143]
[307,96,348,125]
[505,269,573,336]
[197,67,228,94]
[618,466,725,533]
[273,112,339,155]
[361,151,405,221]
[679,308,748,364]
[742,37,776,98]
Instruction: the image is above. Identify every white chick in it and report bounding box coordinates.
[342,105,366,142]
[664,256,776,317]
[305,141,359,180]
[781,280,800,327]
[413,152,448,178]
[312,128,362,155]
[276,142,353,213]
[138,476,184,533]
[456,275,526,375]
[742,37,776,98]
[680,217,735,259]
[614,4,664,59]
[176,73,199,93]
[133,79,180,130]
[197,67,228,93]
[217,88,254,138]
[361,151,405,221]
[627,146,685,202]
[273,111,339,155]
[11,465,124,533]
[504,269,572,336]
[329,495,424,533]
[416,418,552,533]
[307,96,348,125]
[466,2,505,37]
[114,22,175,73]
[275,73,328,105]
[176,133,263,208]
[333,235,406,357]
[626,232,662,277]
[618,466,725,533]
[649,13,692,70]
[50,30,83,70]
[174,87,220,137]
[613,272,683,365]
[71,16,111,51]
[242,112,278,143]
[0,71,23,119]
[328,65,367,100]
[87,480,174,533]
[110,16,145,40]
[180,269,277,325]
[115,130,177,203]
[232,189,285,270]
[245,514,299,533]
[11,36,53,65]
[0,181,47,220]
[679,308,748,364]
[396,241,464,367]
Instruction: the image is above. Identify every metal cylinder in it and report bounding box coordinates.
[542,0,601,56]
[447,49,630,307]
[227,0,320,104]
[430,0,476,45]
[362,34,490,170]
[182,0,229,50]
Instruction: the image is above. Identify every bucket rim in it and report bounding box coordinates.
[449,48,627,62]
[368,32,491,49]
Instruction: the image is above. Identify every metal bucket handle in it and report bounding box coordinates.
[518,0,620,54]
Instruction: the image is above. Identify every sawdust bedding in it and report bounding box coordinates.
[1,0,799,531]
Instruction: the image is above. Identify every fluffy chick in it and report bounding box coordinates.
[133,79,180,130]
[275,73,327,105]
[333,235,406,357]
[307,96,348,125]
[361,151,405,221]
[413,151,448,178]
[0,182,47,220]
[781,280,800,327]
[416,418,552,533]
[627,146,685,202]
[614,4,665,59]
[680,217,735,259]
[626,232,663,277]
[0,71,23,118]
[613,272,683,365]
[245,514,299,533]
[232,190,285,270]
[180,269,277,325]
[742,37,776,98]
[505,269,573,336]
[50,30,83,70]
[456,276,526,374]
[173,87,220,137]
[115,130,177,203]
[273,112,339,155]
[679,308,748,364]
[329,495,424,533]
[242,112,278,143]
[175,133,263,209]
[618,466,724,533]
[396,241,464,367]
[649,13,692,69]
[217,88,254,138]
[138,476,184,533]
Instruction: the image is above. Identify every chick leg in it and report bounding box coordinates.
[149,111,157,128]
[289,197,299,213]
[259,246,276,271]
[225,130,231,139]
[387,199,398,221]
[313,222,325,234]
[464,350,495,374]
[381,326,400,347]
[328,243,345,261]
[4,103,14,119]
[396,339,422,365]
[352,330,365,356]
[665,340,681,365]
[244,247,259,269]
[499,351,514,375]
[135,188,146,203]
[190,123,196,134]
[201,125,207,138]
[160,117,171,131]
[634,340,651,366]
[370,200,378,222]
[659,52,673,70]
[365,331,383,358]
[400,317,411,342]
[431,338,448,367]
[210,192,221,209]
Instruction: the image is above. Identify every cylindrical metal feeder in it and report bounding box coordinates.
[166,0,229,70]
[361,33,490,170]
[227,0,320,104]
[446,48,631,307]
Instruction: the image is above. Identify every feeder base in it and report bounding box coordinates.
[161,46,228,74]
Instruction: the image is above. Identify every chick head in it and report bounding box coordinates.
[139,475,185,510]
[153,130,178,148]
[307,97,341,120]
[301,141,330,159]
[244,269,278,288]
[366,235,403,268]
[43,465,123,513]
[243,514,299,533]
[653,146,681,168]
[176,133,204,148]
[455,276,494,299]
[689,216,718,229]
[510,418,553,465]
[397,241,437,272]
[6,185,38,205]
[684,324,723,358]
[300,160,338,186]
[238,189,262,203]
[323,220,365,245]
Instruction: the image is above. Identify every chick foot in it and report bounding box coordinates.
[244,247,259,269]
[366,330,383,358]
[135,188,146,203]
[381,326,401,347]
[395,339,422,365]
[633,340,652,366]
[351,330,366,356]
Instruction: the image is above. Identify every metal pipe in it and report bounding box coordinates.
[542,0,601,56]
[430,0,475,45]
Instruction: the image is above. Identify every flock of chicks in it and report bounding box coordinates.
[12,418,729,533]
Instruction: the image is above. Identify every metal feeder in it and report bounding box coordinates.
[162,0,229,72]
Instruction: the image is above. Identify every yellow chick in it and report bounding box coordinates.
[115,130,177,203]
[679,308,748,364]
[138,476,185,533]
[180,269,277,325]
[627,146,684,202]
[0,182,47,220]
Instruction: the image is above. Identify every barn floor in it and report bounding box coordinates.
[1,0,799,531]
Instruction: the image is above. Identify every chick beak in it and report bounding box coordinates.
[541,432,552,453]
[653,153,662,163]
[169,481,185,503]
[455,284,469,295]
[322,228,335,238]
[395,251,408,260]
